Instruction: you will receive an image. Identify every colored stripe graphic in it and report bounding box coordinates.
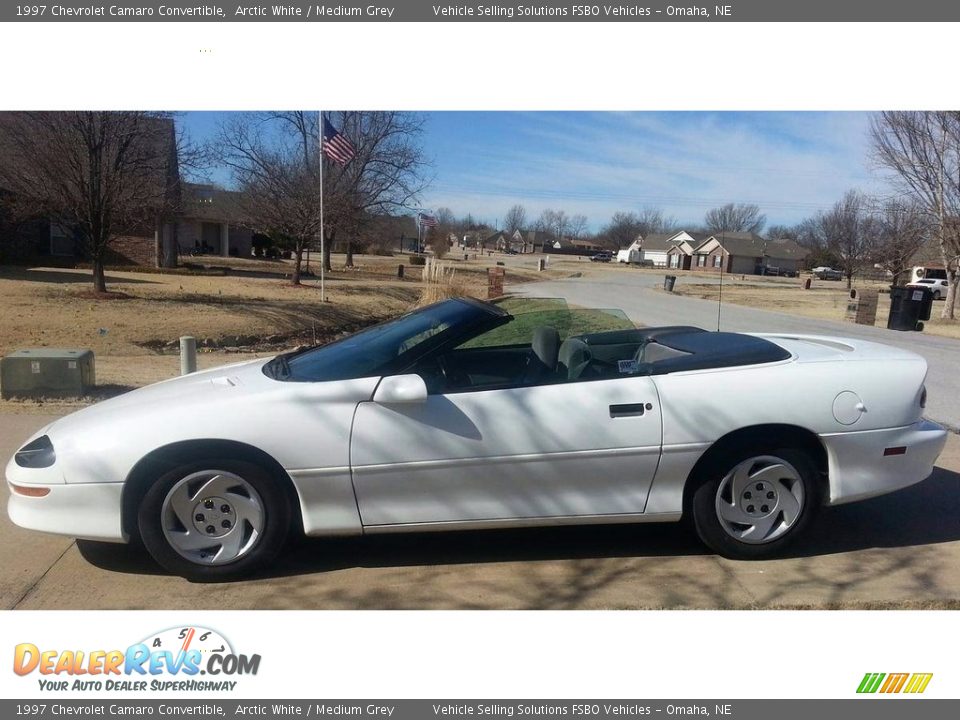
[880,673,909,693]
[904,673,933,694]
[857,672,932,694]
[857,673,885,693]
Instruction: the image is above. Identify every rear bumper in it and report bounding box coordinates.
[7,481,126,542]
[821,419,948,505]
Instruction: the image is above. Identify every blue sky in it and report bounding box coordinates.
[180,111,882,231]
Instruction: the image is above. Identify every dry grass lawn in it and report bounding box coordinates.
[0,251,579,409]
[673,276,960,339]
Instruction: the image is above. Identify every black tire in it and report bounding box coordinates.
[691,447,820,560]
[138,459,292,581]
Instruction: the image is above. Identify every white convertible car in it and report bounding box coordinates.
[6,297,947,580]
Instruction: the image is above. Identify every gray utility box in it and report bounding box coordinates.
[1,349,96,399]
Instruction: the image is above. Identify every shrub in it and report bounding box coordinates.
[409,255,426,266]
[418,258,468,306]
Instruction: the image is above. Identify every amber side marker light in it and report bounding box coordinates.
[884,447,907,457]
[8,483,50,498]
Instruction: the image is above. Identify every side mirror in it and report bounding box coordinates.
[373,374,428,405]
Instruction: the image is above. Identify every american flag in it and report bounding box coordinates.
[419,213,438,228]
[322,117,356,166]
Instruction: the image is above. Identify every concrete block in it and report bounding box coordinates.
[1,349,95,399]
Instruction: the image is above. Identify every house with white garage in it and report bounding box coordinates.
[620,230,706,267]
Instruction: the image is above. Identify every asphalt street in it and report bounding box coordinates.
[516,268,960,429]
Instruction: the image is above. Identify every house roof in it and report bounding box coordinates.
[764,238,810,260]
[697,231,767,257]
[639,233,678,252]
[182,183,245,223]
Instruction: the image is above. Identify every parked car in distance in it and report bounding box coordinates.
[812,267,843,280]
[591,251,613,262]
[6,297,946,580]
[907,278,949,300]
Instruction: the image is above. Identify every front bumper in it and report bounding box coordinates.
[821,419,948,505]
[7,481,126,542]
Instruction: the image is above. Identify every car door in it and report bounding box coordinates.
[349,375,662,527]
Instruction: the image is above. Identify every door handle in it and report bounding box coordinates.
[609,402,652,418]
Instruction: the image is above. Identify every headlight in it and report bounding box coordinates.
[14,435,56,469]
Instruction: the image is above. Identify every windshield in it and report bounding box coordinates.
[266,298,498,382]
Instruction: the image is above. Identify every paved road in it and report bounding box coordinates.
[3,411,960,610]
[516,269,960,429]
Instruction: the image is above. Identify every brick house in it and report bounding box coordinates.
[692,232,768,274]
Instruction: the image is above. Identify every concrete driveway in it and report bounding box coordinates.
[515,268,960,429]
[3,411,960,610]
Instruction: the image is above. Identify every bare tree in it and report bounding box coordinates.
[704,203,766,234]
[636,206,674,238]
[766,223,798,240]
[216,111,321,285]
[322,112,429,271]
[536,208,570,240]
[568,214,589,240]
[815,190,876,289]
[435,207,456,228]
[872,198,931,287]
[871,111,960,318]
[601,212,641,249]
[502,204,527,235]
[0,112,179,292]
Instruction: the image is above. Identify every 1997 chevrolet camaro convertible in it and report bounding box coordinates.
[6,297,948,579]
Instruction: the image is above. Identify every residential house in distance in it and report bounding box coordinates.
[549,237,605,255]
[763,238,810,276]
[692,232,768,273]
[690,232,811,275]
[176,183,253,261]
[664,231,706,269]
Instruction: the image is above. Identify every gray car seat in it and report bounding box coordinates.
[557,338,593,380]
[523,326,561,384]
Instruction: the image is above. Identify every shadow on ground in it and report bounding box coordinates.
[77,466,960,601]
[0,267,160,285]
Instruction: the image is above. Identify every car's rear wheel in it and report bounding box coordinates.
[691,448,820,559]
[138,459,292,581]
[933,291,942,300]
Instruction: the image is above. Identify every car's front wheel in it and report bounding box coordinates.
[138,459,292,581]
[691,448,820,559]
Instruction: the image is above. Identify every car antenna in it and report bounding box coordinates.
[717,231,724,331]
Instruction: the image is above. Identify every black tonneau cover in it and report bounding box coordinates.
[650,331,791,374]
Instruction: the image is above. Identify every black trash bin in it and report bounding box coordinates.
[887,286,931,331]
[664,275,677,292]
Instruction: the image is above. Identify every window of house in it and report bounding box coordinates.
[713,254,722,268]
[50,223,75,257]
[697,255,706,267]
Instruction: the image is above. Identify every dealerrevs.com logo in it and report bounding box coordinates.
[13,626,260,692]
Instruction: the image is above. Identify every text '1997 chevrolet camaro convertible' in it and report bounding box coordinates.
[6,297,948,580]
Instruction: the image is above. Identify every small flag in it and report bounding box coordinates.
[322,117,356,166]
[419,213,438,228]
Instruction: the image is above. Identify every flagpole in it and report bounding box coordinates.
[319,110,326,303]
